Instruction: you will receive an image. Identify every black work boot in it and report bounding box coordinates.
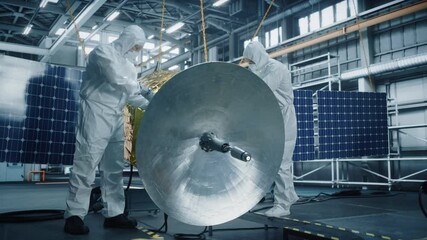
[104,214,137,229]
[64,216,90,235]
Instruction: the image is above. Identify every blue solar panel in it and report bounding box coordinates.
[293,90,315,161]
[1,56,388,165]
[317,91,388,159]
[0,55,81,165]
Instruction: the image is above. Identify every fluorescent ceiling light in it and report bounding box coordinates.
[213,0,229,7]
[55,28,65,35]
[40,0,59,8]
[90,34,100,42]
[147,35,154,40]
[22,24,32,35]
[40,0,48,8]
[107,11,120,21]
[91,24,98,30]
[143,42,155,50]
[108,35,118,43]
[162,46,171,52]
[79,31,90,39]
[166,22,184,34]
[179,33,190,40]
[150,42,170,53]
[170,48,179,54]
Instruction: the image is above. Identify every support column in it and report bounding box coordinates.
[179,47,185,70]
[358,77,373,92]
[358,0,375,92]
[228,32,236,61]
[208,46,218,62]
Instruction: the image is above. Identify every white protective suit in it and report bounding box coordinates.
[65,25,151,219]
[243,41,299,217]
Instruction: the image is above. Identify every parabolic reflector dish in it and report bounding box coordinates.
[136,62,284,226]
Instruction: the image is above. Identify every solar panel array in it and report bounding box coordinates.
[0,55,81,165]
[317,91,388,159]
[0,55,389,165]
[293,90,315,161]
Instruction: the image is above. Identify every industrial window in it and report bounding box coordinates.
[298,12,319,35]
[265,31,270,47]
[265,27,282,48]
[89,34,100,42]
[107,35,118,43]
[55,28,65,35]
[336,1,347,22]
[243,36,259,48]
[170,48,179,54]
[349,0,358,16]
[151,42,170,53]
[144,42,155,50]
[309,12,320,31]
[270,27,281,46]
[321,6,334,27]
[298,16,309,35]
[298,0,358,36]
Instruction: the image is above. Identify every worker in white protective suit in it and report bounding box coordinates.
[242,41,299,218]
[64,25,154,235]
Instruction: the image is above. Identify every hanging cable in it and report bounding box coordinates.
[199,0,208,62]
[252,0,275,41]
[174,226,207,240]
[149,213,168,234]
[65,0,86,59]
[155,0,167,70]
[351,0,375,91]
[419,181,427,218]
[239,0,275,65]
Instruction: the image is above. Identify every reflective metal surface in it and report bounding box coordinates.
[136,62,284,226]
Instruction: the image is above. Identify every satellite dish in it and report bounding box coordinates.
[136,62,284,226]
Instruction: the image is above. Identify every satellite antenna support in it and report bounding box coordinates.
[199,132,252,162]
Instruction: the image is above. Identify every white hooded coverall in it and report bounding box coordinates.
[65,25,150,219]
[243,41,299,215]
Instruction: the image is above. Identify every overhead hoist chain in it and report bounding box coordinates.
[66,0,86,59]
[200,0,208,62]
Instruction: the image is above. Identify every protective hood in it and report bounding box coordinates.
[242,41,270,73]
[112,25,146,56]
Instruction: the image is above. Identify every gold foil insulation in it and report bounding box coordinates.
[124,70,178,166]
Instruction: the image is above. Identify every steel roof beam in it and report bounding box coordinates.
[40,0,106,62]
[0,22,48,35]
[0,0,64,15]
[0,41,49,55]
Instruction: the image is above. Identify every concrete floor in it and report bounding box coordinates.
[0,179,426,240]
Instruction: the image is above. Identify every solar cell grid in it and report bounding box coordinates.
[317,91,388,159]
[0,56,389,165]
[0,56,81,165]
[293,90,315,161]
